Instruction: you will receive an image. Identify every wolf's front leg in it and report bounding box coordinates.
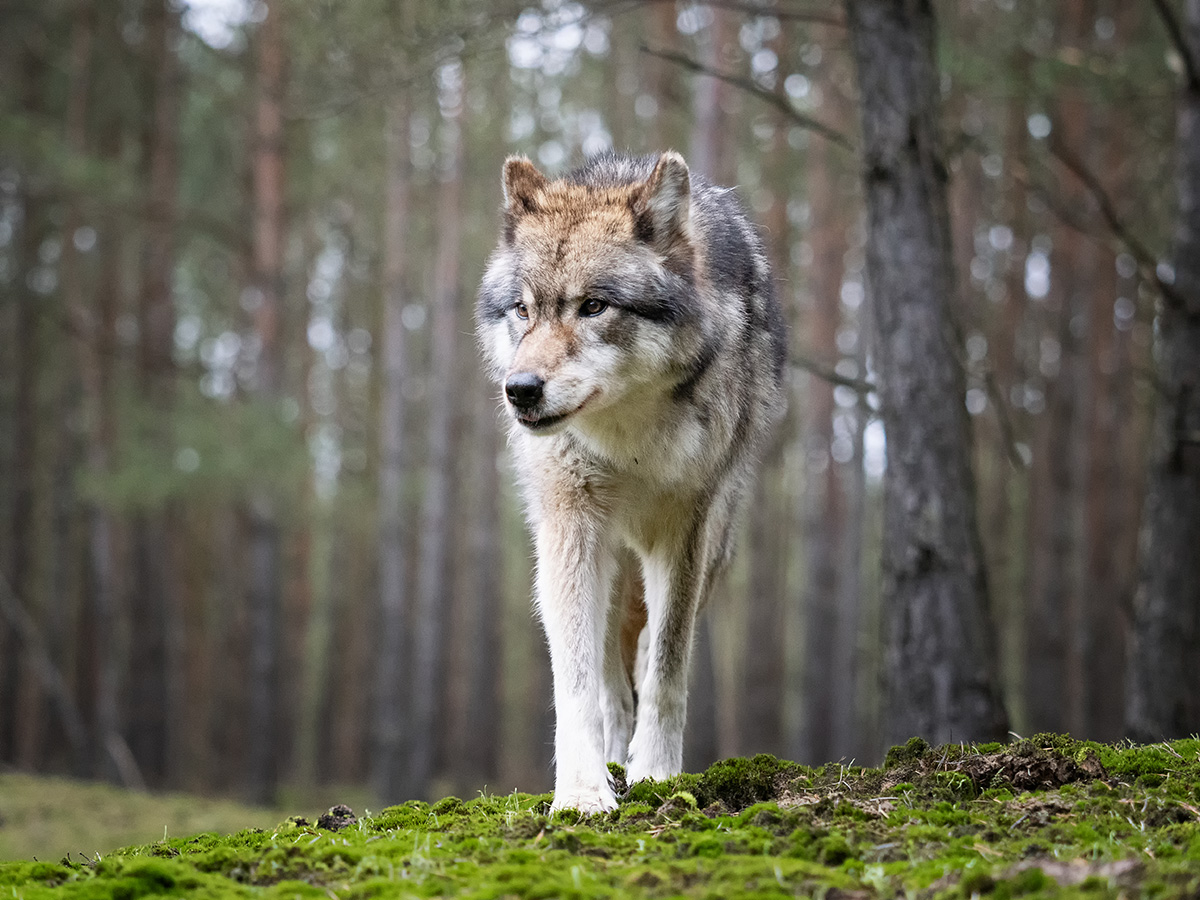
[535,517,619,813]
[625,540,704,783]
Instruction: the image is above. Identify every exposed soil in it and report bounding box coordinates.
[314,804,357,832]
[881,739,1108,795]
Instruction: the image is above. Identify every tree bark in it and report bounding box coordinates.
[844,0,1009,746]
[983,46,1030,731]
[407,64,465,799]
[683,7,737,768]
[78,110,130,785]
[797,80,849,765]
[1126,0,1200,741]
[371,90,414,805]
[128,0,182,786]
[645,0,684,151]
[459,367,503,786]
[5,35,48,767]
[689,6,737,185]
[245,0,287,805]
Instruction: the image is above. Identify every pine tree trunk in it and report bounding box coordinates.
[407,65,465,799]
[460,375,503,785]
[797,103,848,765]
[984,48,1030,730]
[372,90,413,804]
[5,38,48,767]
[128,0,181,786]
[738,31,792,759]
[81,106,132,785]
[1126,1,1200,740]
[689,7,736,184]
[845,0,1008,746]
[245,0,287,805]
[54,0,127,783]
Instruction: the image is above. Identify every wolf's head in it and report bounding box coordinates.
[477,151,704,435]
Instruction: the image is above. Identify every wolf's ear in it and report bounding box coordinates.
[503,156,548,215]
[633,151,691,247]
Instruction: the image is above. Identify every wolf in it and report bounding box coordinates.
[476,151,786,812]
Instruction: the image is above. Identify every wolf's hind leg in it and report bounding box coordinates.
[625,537,704,783]
[601,556,644,764]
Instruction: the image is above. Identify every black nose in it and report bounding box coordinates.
[505,372,545,410]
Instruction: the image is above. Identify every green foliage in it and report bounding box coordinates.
[79,386,310,513]
[885,735,932,767]
[4,738,1200,897]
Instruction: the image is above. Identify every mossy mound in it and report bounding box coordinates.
[3,735,1199,898]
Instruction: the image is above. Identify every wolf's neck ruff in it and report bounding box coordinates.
[475,151,785,813]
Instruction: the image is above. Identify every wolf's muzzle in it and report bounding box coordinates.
[505,372,545,412]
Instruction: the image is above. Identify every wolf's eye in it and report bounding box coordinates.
[515,302,529,320]
[579,298,607,317]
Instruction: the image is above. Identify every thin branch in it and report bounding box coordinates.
[1016,167,1154,294]
[596,0,844,27]
[1151,0,1200,94]
[1046,134,1190,313]
[790,349,875,395]
[641,44,855,153]
[654,0,844,27]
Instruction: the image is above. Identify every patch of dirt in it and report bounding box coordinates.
[954,747,1107,791]
[777,790,896,819]
[882,744,1107,794]
[1006,857,1143,888]
[316,804,357,831]
[1005,795,1074,828]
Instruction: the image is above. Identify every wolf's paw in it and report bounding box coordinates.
[625,745,682,785]
[550,781,619,815]
[625,760,679,785]
[626,713,684,785]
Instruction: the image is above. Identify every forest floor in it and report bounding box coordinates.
[0,773,281,863]
[2,734,1199,898]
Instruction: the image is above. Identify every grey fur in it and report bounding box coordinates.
[477,151,785,812]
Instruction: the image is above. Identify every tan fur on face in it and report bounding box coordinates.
[512,184,642,288]
[510,315,581,381]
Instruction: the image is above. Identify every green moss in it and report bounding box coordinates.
[885,736,931,768]
[1010,866,1052,894]
[815,833,855,865]
[5,739,1200,898]
[694,754,803,809]
[960,868,995,896]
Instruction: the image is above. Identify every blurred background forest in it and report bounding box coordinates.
[1,0,1197,809]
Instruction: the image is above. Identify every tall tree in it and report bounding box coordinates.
[371,86,413,804]
[245,0,288,805]
[1126,0,1200,740]
[738,21,792,760]
[127,0,182,785]
[407,60,466,799]
[844,0,1008,746]
[796,49,852,765]
[5,22,49,767]
[53,0,97,779]
[1022,1,1096,736]
[683,9,736,770]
